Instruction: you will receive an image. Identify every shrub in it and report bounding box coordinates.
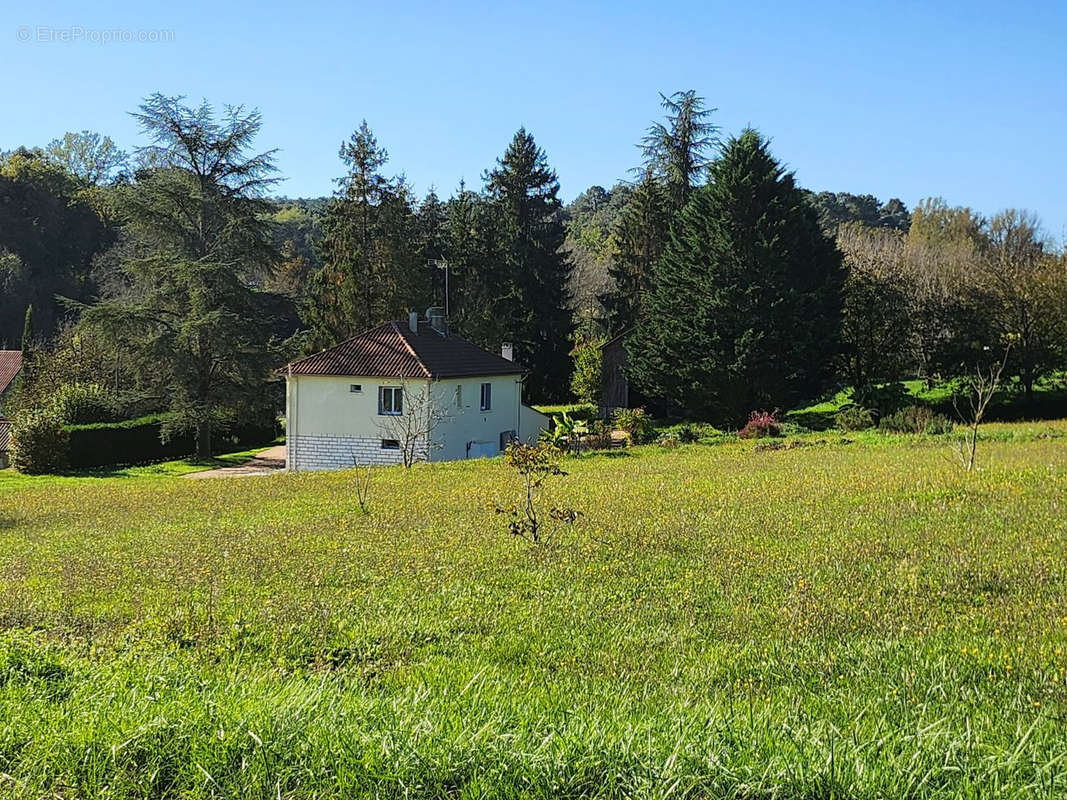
[835,405,875,432]
[879,405,953,435]
[49,382,118,425]
[656,431,681,449]
[11,410,69,474]
[738,410,781,439]
[65,414,195,468]
[534,403,598,423]
[854,382,910,417]
[613,407,656,445]
[569,337,604,406]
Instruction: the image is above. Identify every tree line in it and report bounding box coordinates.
[3,90,1066,461]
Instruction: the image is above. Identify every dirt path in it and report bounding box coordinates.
[185,445,286,478]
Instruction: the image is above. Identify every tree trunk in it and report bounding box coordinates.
[196,419,212,460]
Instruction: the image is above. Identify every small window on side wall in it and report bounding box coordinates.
[381,439,400,450]
[455,384,463,408]
[349,384,362,393]
[480,382,492,411]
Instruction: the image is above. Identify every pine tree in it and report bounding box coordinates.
[485,129,574,401]
[306,122,424,349]
[604,168,669,333]
[629,129,845,423]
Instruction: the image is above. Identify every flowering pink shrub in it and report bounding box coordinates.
[738,410,781,439]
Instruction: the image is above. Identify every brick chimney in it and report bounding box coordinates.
[501,342,513,361]
[408,309,418,334]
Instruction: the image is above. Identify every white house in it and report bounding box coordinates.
[283,310,549,471]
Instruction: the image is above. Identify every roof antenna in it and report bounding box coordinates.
[428,259,449,318]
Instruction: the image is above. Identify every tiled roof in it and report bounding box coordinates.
[0,350,22,395]
[285,321,525,379]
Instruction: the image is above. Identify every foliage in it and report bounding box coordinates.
[484,129,574,401]
[550,411,588,456]
[613,406,656,444]
[494,441,579,544]
[533,403,598,422]
[853,381,911,418]
[629,130,845,424]
[804,190,911,234]
[10,409,69,474]
[79,95,290,459]
[65,414,194,468]
[655,431,681,448]
[44,130,128,186]
[878,405,954,435]
[0,148,115,345]
[603,168,670,333]
[569,335,604,406]
[738,410,782,439]
[305,121,425,350]
[834,405,876,432]
[659,421,722,443]
[49,381,118,425]
[640,90,719,214]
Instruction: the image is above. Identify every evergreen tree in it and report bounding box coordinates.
[604,168,669,333]
[440,183,503,345]
[629,129,845,423]
[485,128,573,401]
[306,122,425,348]
[640,90,718,214]
[80,95,285,458]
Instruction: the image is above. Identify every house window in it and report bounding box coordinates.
[381,439,400,450]
[455,384,463,408]
[349,384,362,393]
[379,386,403,415]
[480,382,492,411]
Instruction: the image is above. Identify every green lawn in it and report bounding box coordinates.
[0,441,281,489]
[1,423,1066,797]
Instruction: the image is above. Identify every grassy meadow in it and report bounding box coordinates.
[1,422,1066,797]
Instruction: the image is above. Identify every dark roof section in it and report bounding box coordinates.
[0,419,9,453]
[0,350,22,395]
[285,321,525,379]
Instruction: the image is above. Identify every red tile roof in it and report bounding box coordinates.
[0,350,22,396]
[284,322,525,379]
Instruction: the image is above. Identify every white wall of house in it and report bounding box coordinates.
[285,373,548,471]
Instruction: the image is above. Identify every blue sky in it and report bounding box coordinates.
[6,0,1066,237]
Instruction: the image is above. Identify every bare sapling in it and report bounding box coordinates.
[952,341,1012,471]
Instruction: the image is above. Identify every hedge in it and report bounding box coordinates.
[65,414,281,469]
[66,415,194,468]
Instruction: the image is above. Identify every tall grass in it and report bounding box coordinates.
[1,422,1066,797]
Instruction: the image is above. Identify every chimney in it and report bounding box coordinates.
[408,309,418,334]
[426,306,447,335]
[501,342,513,361]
